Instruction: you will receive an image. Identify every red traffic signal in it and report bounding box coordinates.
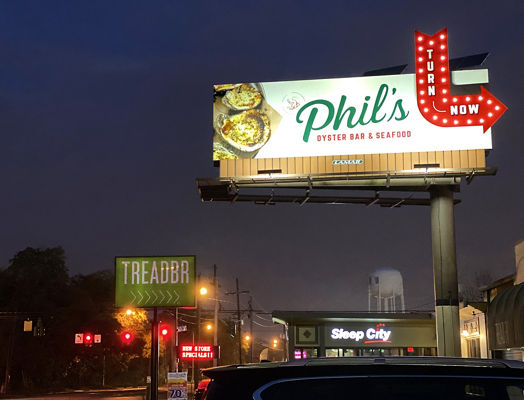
[121,331,133,343]
[84,333,93,344]
[160,325,170,338]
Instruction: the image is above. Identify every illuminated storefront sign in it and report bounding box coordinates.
[212,28,506,161]
[178,345,217,360]
[331,323,392,344]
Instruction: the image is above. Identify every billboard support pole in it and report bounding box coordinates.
[150,307,159,400]
[430,186,461,357]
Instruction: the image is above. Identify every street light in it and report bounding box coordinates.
[245,335,251,341]
[200,287,208,296]
[272,339,278,348]
[205,323,213,331]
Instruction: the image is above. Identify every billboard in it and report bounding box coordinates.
[115,256,196,308]
[212,28,506,178]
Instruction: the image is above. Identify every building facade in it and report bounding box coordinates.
[272,311,436,360]
[459,303,488,358]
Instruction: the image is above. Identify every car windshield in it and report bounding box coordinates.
[253,376,524,400]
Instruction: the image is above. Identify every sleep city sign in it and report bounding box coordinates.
[212,28,507,160]
[331,324,392,344]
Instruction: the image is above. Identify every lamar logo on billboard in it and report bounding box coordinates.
[331,323,392,344]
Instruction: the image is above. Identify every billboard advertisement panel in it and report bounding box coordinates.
[214,72,500,160]
[115,256,196,308]
[212,28,507,179]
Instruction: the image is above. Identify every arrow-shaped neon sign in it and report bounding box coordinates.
[415,27,507,132]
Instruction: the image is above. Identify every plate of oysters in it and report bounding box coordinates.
[213,83,281,160]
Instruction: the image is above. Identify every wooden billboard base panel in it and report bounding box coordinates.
[218,150,488,178]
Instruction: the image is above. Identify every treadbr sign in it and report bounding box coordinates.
[115,256,196,308]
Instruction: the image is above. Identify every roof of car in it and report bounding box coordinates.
[202,356,524,380]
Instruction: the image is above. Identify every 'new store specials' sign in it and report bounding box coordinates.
[212,28,506,161]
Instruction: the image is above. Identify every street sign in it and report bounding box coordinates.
[167,372,187,399]
[115,256,196,308]
[75,333,84,344]
[177,325,187,332]
[94,334,102,343]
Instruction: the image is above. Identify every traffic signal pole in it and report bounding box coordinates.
[430,186,461,357]
[173,307,178,372]
[150,308,159,400]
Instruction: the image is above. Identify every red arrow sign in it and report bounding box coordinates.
[415,28,507,132]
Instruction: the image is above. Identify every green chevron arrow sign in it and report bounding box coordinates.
[115,256,196,308]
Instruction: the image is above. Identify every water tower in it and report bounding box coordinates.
[368,268,405,312]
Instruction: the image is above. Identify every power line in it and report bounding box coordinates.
[255,314,273,321]
[252,320,276,328]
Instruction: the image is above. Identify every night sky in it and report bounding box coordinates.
[1,1,523,338]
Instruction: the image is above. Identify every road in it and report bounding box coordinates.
[1,388,147,400]
[1,388,197,400]
[1,386,196,400]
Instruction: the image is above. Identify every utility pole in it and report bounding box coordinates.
[226,278,249,364]
[236,278,242,364]
[213,265,219,367]
[248,296,253,363]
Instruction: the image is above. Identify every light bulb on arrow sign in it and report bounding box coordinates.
[415,27,507,132]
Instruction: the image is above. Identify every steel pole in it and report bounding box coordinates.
[150,308,159,400]
[196,273,201,386]
[213,265,218,367]
[175,308,179,372]
[430,186,461,357]
[249,297,253,363]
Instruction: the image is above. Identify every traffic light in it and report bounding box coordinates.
[121,331,133,344]
[84,333,93,345]
[160,325,170,338]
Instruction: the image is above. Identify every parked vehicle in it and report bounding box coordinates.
[195,378,211,400]
[201,357,524,399]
